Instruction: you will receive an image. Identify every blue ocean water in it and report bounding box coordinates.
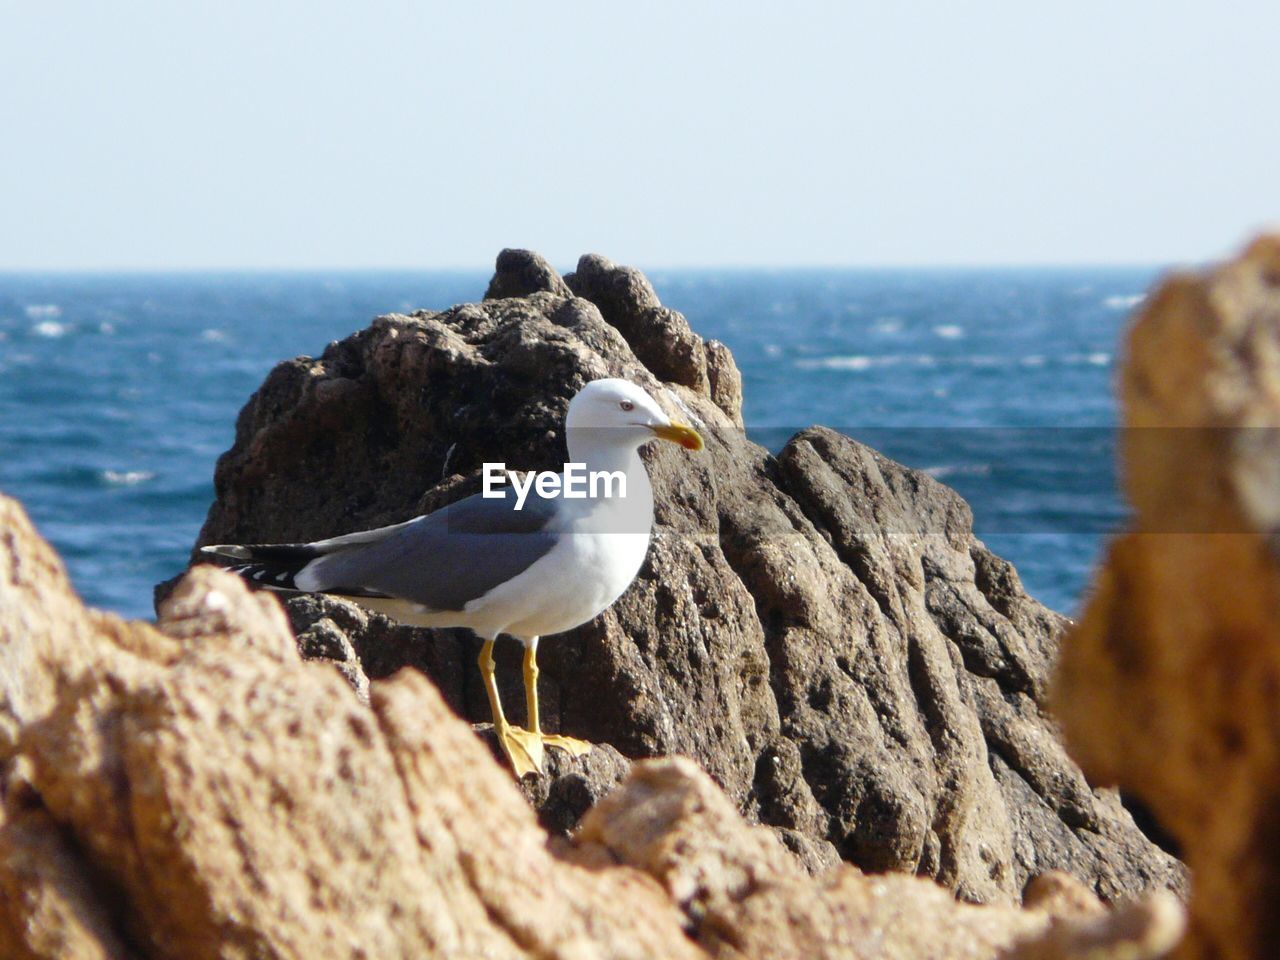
[0,267,1157,620]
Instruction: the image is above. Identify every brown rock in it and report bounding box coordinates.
[0,496,1183,958]
[1055,235,1280,959]
[564,253,713,398]
[188,250,1181,905]
[572,757,1180,960]
[704,337,745,428]
[0,797,133,960]
[1,495,702,960]
[484,247,574,301]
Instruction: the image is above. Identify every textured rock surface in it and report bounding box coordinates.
[190,248,1181,904]
[1,495,703,960]
[1055,235,1280,959]
[1,493,1180,958]
[572,759,1184,960]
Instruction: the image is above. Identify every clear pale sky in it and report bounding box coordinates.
[3,1,1277,270]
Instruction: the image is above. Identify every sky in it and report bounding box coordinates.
[2,1,1278,270]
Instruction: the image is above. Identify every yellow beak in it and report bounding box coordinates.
[648,421,704,451]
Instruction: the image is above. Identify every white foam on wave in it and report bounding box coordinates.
[923,463,992,480]
[200,328,227,342]
[797,351,1113,373]
[32,321,68,338]
[873,317,903,334]
[795,354,941,372]
[1062,352,1112,366]
[798,355,878,371]
[25,304,61,319]
[102,470,156,486]
[1104,294,1144,310]
[933,324,964,339]
[98,322,116,335]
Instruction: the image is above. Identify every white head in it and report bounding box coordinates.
[565,378,703,452]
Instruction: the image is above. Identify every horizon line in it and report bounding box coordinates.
[0,258,1179,277]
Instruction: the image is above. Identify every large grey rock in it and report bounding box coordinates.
[187,249,1182,904]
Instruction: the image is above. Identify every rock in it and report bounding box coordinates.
[484,248,574,301]
[504,733,632,836]
[1054,234,1280,959]
[1,495,702,960]
[1,493,1181,959]
[570,757,1180,960]
[1004,891,1185,960]
[188,250,1182,904]
[704,337,745,428]
[0,796,132,960]
[564,253,714,400]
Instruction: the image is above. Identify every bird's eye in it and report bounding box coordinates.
[619,400,635,412]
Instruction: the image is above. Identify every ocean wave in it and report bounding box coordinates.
[933,324,964,339]
[795,352,1112,372]
[800,355,879,371]
[102,470,156,486]
[1103,294,1144,310]
[32,321,69,338]
[1065,352,1111,366]
[200,328,228,342]
[24,304,61,319]
[923,463,993,480]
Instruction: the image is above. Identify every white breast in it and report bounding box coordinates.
[465,528,650,639]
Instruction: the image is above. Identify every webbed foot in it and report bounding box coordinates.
[496,724,545,777]
[540,733,592,759]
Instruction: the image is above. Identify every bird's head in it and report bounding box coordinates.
[565,379,704,452]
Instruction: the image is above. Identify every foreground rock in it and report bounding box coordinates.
[1055,235,1280,959]
[190,249,1181,903]
[0,495,1182,958]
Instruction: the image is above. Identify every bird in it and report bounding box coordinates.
[200,378,704,776]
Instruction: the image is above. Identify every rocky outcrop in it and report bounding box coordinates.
[190,248,1181,903]
[0,495,1184,958]
[1055,235,1280,959]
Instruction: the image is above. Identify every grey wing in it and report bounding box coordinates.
[297,488,562,612]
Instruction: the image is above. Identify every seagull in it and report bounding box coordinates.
[200,378,704,776]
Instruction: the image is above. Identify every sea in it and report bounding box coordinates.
[0,267,1158,621]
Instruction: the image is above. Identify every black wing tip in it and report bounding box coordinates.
[199,542,322,563]
[199,544,252,560]
[198,543,320,593]
[226,563,303,590]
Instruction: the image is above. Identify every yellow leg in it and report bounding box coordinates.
[523,639,591,759]
[523,643,541,734]
[479,638,543,777]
